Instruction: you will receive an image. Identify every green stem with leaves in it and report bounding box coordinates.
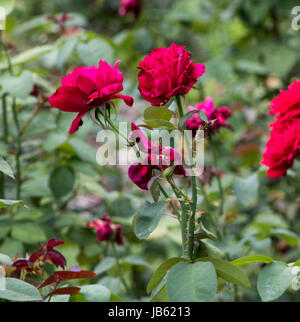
[175,95,198,260]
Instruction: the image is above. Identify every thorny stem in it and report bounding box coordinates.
[188,175,197,260]
[175,95,197,260]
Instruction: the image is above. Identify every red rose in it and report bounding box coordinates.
[138,43,205,106]
[269,80,300,117]
[49,60,133,134]
[261,117,300,178]
[262,80,300,178]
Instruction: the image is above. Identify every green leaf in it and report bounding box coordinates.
[0,157,15,179]
[0,278,42,302]
[166,261,217,302]
[57,36,77,68]
[0,238,24,258]
[77,38,114,66]
[69,138,97,164]
[144,119,177,130]
[110,293,124,302]
[234,173,259,208]
[123,255,152,269]
[11,223,46,244]
[2,71,33,98]
[270,229,299,247]
[144,106,173,122]
[49,166,75,199]
[196,257,251,288]
[231,255,274,267]
[80,284,111,302]
[94,257,117,275]
[147,257,186,294]
[0,45,54,70]
[134,201,167,239]
[0,253,13,265]
[178,110,205,130]
[257,262,295,302]
[0,199,24,209]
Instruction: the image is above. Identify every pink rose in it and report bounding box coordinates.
[186,97,231,133]
[49,60,133,134]
[119,0,141,18]
[138,43,205,106]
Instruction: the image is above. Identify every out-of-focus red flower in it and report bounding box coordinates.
[63,26,83,36]
[128,123,185,190]
[119,0,141,18]
[261,117,300,178]
[186,97,232,133]
[12,239,66,272]
[87,215,123,245]
[49,60,133,134]
[138,43,205,106]
[199,165,225,186]
[262,80,300,178]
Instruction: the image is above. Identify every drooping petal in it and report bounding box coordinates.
[69,111,88,135]
[110,94,134,107]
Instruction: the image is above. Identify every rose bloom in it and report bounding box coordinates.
[87,215,123,245]
[49,60,133,134]
[119,0,141,18]
[261,117,300,178]
[262,80,300,178]
[128,123,185,190]
[269,80,300,119]
[185,97,231,133]
[138,43,205,106]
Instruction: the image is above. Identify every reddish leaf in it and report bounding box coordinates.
[38,274,60,289]
[52,287,81,295]
[54,270,97,281]
[38,270,97,289]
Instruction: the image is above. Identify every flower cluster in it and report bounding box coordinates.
[48,43,234,191]
[128,123,185,190]
[87,215,123,245]
[185,97,232,134]
[262,80,300,178]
